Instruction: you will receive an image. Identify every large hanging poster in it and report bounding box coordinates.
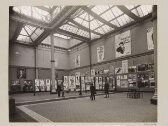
[75,54,80,67]
[115,30,131,57]
[97,45,104,62]
[69,76,76,91]
[147,27,154,50]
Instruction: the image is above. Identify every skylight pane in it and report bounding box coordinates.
[117,18,124,26]
[125,5,135,10]
[119,15,127,25]
[54,33,70,40]
[91,33,100,39]
[95,28,105,34]
[92,5,109,15]
[25,26,34,35]
[112,7,123,17]
[35,28,44,36]
[90,19,103,30]
[140,5,149,16]
[101,25,113,33]
[110,20,120,27]
[137,7,144,17]
[31,33,38,41]
[20,28,28,36]
[101,10,115,21]
[17,35,32,43]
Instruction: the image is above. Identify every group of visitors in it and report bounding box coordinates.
[90,80,110,100]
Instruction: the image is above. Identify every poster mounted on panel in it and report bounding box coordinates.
[75,54,80,67]
[115,67,122,74]
[35,79,40,91]
[97,45,104,62]
[120,80,129,88]
[17,68,26,79]
[116,75,121,87]
[95,77,99,90]
[63,76,69,91]
[81,77,85,91]
[91,69,95,76]
[115,30,131,57]
[75,72,80,85]
[39,79,45,91]
[122,60,128,73]
[98,77,103,89]
[147,27,154,50]
[69,76,76,90]
[46,79,50,91]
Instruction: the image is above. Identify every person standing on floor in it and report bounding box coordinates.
[61,83,65,97]
[57,84,61,97]
[104,81,109,98]
[90,83,96,100]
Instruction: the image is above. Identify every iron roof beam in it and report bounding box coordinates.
[117,6,141,21]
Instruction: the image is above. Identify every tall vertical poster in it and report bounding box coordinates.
[63,76,69,91]
[99,77,103,89]
[75,54,80,67]
[122,60,128,73]
[81,76,85,91]
[97,45,104,62]
[95,77,99,90]
[115,30,131,57]
[69,76,76,91]
[75,72,80,91]
[91,69,95,76]
[45,79,50,91]
[147,27,154,50]
[35,79,40,91]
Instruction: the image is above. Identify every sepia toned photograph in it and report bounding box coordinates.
[8,5,157,123]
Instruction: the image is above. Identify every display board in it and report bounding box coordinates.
[81,76,85,91]
[147,27,154,50]
[97,45,104,62]
[45,79,50,91]
[115,30,131,57]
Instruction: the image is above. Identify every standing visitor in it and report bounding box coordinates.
[104,81,109,98]
[90,83,96,100]
[57,84,61,97]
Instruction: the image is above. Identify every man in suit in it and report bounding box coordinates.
[104,81,109,98]
[90,83,96,100]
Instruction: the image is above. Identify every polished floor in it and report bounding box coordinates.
[15,92,157,122]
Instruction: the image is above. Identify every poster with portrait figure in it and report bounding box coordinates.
[35,79,40,91]
[75,72,80,86]
[95,77,99,90]
[17,68,26,79]
[115,30,131,57]
[99,77,103,89]
[147,27,154,50]
[63,76,69,91]
[45,79,50,91]
[115,67,122,74]
[75,54,80,67]
[97,45,104,62]
[69,76,76,90]
[39,79,45,91]
[116,75,121,87]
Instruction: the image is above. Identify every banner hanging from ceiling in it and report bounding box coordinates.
[75,54,80,67]
[147,27,154,50]
[115,30,131,57]
[97,45,104,62]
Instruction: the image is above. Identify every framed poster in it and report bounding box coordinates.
[69,76,76,90]
[147,27,154,50]
[97,45,104,62]
[17,68,26,79]
[115,30,131,57]
[75,54,80,67]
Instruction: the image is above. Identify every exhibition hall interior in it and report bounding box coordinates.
[9,5,157,122]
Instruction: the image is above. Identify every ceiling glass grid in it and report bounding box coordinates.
[17,25,44,43]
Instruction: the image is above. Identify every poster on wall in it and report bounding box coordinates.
[120,80,129,88]
[97,45,104,62]
[35,79,40,91]
[81,77,85,91]
[122,60,128,73]
[115,30,131,57]
[45,79,50,91]
[39,79,45,91]
[116,75,121,87]
[17,68,26,79]
[69,76,76,90]
[91,69,95,76]
[75,72,80,85]
[115,67,122,74]
[95,77,99,90]
[75,54,80,67]
[99,77,103,89]
[63,76,69,91]
[147,27,154,50]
